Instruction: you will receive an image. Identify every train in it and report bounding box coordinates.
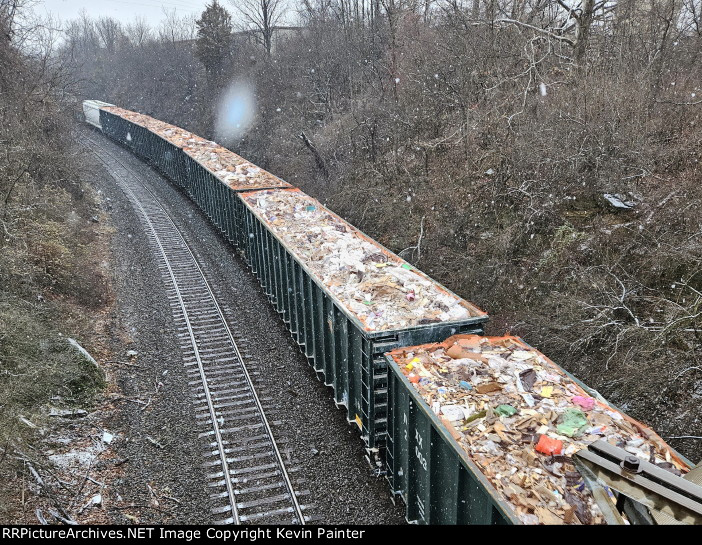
[82,100,701,525]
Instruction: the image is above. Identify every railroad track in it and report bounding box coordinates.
[81,131,311,524]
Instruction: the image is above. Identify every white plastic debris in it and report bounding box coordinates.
[18,415,37,429]
[101,431,114,444]
[243,189,484,332]
[603,193,634,209]
[49,407,88,419]
[67,338,98,367]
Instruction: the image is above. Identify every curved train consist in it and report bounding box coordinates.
[83,100,701,525]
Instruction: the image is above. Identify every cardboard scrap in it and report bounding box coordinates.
[241,189,485,332]
[390,334,689,525]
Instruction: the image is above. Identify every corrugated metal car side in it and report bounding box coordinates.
[98,109,276,253]
[385,359,519,524]
[98,110,155,167]
[131,124,153,162]
[96,107,488,451]
[99,109,135,148]
[99,110,206,225]
[238,190,488,451]
[174,154,255,249]
[147,132,188,189]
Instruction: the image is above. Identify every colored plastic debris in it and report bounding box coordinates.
[556,409,588,437]
[540,385,553,398]
[464,409,487,424]
[390,334,689,525]
[535,435,563,455]
[587,426,607,436]
[242,189,485,332]
[572,395,595,411]
[495,404,517,417]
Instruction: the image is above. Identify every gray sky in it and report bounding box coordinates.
[35,0,214,27]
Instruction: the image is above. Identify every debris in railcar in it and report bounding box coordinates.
[242,189,484,332]
[388,334,689,525]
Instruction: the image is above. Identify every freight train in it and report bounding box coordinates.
[82,100,701,525]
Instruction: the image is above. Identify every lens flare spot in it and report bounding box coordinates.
[215,81,255,144]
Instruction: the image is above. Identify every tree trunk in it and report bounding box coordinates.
[574,0,595,70]
[300,131,329,181]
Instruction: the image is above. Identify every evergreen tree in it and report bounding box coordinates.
[195,0,233,81]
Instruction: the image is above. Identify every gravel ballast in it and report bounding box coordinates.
[82,127,405,525]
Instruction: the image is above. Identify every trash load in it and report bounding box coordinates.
[241,189,485,332]
[101,106,290,190]
[387,334,689,525]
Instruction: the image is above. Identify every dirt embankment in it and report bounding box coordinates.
[0,161,116,523]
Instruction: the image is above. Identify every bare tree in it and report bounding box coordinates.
[158,8,197,45]
[125,16,152,48]
[95,17,123,55]
[439,0,619,70]
[0,0,21,45]
[231,0,285,55]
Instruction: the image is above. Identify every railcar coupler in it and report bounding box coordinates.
[575,439,702,524]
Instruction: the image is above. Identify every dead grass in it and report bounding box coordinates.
[0,99,113,524]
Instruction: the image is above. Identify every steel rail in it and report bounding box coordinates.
[81,132,306,524]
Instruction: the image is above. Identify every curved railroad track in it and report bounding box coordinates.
[81,131,310,525]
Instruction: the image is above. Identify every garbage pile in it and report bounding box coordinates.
[101,106,290,190]
[242,189,485,332]
[185,144,289,191]
[388,334,689,525]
